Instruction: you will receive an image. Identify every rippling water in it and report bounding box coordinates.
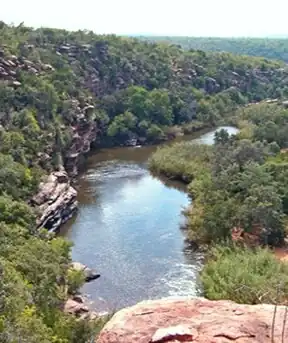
[62,126,238,312]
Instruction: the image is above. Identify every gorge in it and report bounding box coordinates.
[62,127,238,312]
[2,21,288,343]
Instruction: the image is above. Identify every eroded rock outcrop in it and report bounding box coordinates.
[65,116,98,177]
[0,48,54,84]
[31,170,78,232]
[97,297,288,343]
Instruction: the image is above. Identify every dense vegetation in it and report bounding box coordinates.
[150,102,288,304]
[201,244,288,304]
[138,36,288,62]
[1,20,288,340]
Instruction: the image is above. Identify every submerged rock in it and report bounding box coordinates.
[97,297,288,343]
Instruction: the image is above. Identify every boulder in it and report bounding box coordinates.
[71,262,100,282]
[97,297,288,343]
[64,297,99,320]
[64,299,89,315]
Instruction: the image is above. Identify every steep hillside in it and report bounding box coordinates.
[1,21,288,342]
[1,23,288,179]
[137,36,288,62]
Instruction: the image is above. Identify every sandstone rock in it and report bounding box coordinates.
[73,294,85,303]
[65,120,98,177]
[96,297,288,343]
[64,299,89,315]
[42,63,55,71]
[65,297,99,321]
[54,170,69,183]
[204,76,220,93]
[12,80,21,87]
[71,262,100,282]
[83,104,95,113]
[266,98,278,104]
[31,170,78,232]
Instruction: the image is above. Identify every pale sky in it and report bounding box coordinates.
[2,0,288,37]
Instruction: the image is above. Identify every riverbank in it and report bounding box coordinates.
[148,102,288,306]
[33,125,229,234]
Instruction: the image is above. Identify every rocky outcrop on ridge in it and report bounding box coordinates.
[97,297,288,343]
[55,42,288,98]
[0,46,54,85]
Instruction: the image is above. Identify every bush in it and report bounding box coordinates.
[67,268,86,295]
[201,244,288,304]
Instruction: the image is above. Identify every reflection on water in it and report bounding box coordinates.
[62,126,237,312]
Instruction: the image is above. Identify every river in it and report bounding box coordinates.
[62,126,238,312]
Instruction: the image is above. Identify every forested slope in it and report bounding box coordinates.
[137,36,288,62]
[149,101,288,304]
[1,21,288,342]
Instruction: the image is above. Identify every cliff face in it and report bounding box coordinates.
[97,297,288,343]
[64,104,98,177]
[31,170,77,232]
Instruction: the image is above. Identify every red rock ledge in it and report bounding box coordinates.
[96,297,288,343]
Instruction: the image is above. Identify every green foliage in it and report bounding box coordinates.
[2,21,288,340]
[107,111,137,140]
[150,104,288,246]
[149,142,212,182]
[235,103,288,148]
[201,244,288,304]
[67,268,86,295]
[138,36,288,62]
[0,154,38,200]
[0,195,36,230]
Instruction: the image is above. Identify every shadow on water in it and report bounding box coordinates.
[61,126,237,312]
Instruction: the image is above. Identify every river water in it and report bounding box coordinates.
[62,126,238,312]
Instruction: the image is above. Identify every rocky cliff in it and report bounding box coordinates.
[2,24,288,234]
[97,297,288,343]
[30,170,77,232]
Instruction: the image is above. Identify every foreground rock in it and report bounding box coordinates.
[31,170,78,232]
[97,297,288,343]
[71,262,100,282]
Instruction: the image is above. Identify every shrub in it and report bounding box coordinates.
[67,268,86,295]
[201,243,288,304]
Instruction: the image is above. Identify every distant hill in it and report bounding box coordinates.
[136,36,288,62]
